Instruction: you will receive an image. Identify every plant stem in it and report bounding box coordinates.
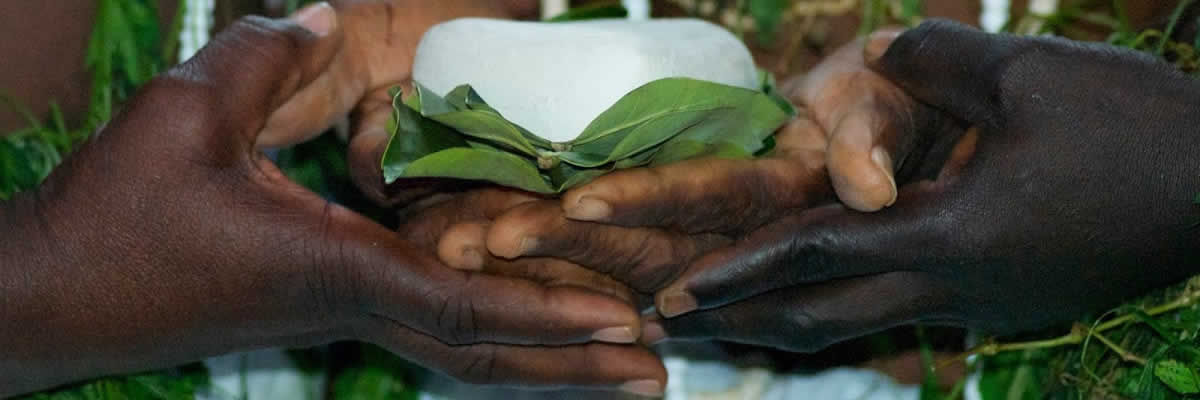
[952,286,1200,367]
[1089,330,1146,365]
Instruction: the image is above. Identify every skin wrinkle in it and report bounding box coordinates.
[1,7,672,394]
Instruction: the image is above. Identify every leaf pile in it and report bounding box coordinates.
[381,77,793,194]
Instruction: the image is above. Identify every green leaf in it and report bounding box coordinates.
[414,83,544,156]
[978,350,1048,400]
[560,109,713,167]
[572,78,788,148]
[1156,359,1200,394]
[748,0,788,42]
[546,3,629,22]
[1193,192,1200,205]
[395,147,555,194]
[381,90,467,183]
[383,78,792,194]
[562,78,791,168]
[916,326,943,400]
[653,139,753,166]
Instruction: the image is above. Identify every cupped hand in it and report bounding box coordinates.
[0,6,665,396]
[643,20,1200,351]
[477,32,961,298]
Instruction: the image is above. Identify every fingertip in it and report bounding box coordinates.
[655,288,698,318]
[436,222,489,270]
[290,2,337,36]
[871,147,898,207]
[864,29,903,65]
[564,196,612,222]
[828,113,897,212]
[640,318,667,346]
[485,219,532,260]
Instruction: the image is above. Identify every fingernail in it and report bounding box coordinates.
[871,147,897,207]
[865,30,902,64]
[291,2,336,36]
[641,321,667,345]
[565,197,611,221]
[592,326,636,344]
[516,237,540,256]
[460,248,484,271]
[619,380,664,397]
[658,291,698,318]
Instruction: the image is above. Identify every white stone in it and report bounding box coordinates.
[413,18,760,143]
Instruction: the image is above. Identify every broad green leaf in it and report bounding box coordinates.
[546,3,629,22]
[414,82,456,115]
[381,90,467,183]
[556,169,608,191]
[443,84,552,149]
[414,83,545,155]
[397,148,555,194]
[562,109,711,167]
[652,140,752,166]
[570,78,790,149]
[443,85,472,109]
[1193,192,1200,204]
[427,111,542,156]
[1156,359,1200,394]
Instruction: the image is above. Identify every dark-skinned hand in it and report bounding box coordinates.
[0,4,666,397]
[484,20,1200,353]
[473,31,956,302]
[639,20,1200,351]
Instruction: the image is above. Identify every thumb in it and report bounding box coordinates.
[167,4,344,152]
[866,19,1017,124]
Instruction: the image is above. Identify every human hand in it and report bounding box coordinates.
[475,32,960,299]
[0,7,664,396]
[640,20,1200,351]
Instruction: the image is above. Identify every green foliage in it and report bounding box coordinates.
[860,0,925,35]
[1155,359,1200,394]
[978,350,1051,400]
[330,346,421,400]
[748,0,789,43]
[17,365,210,400]
[382,78,793,194]
[0,0,179,200]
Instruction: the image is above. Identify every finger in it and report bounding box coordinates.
[826,101,898,212]
[655,185,949,318]
[561,118,831,234]
[645,272,949,353]
[309,202,641,345]
[347,86,398,205]
[395,188,540,248]
[866,19,1014,123]
[368,319,666,396]
[487,200,730,293]
[435,219,636,302]
[438,221,490,271]
[160,10,345,155]
[257,3,371,148]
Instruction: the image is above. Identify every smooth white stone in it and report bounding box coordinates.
[413,18,760,143]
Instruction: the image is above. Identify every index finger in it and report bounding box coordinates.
[562,117,832,235]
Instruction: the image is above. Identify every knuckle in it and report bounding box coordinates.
[778,309,838,353]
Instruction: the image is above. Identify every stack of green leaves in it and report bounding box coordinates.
[381,75,795,194]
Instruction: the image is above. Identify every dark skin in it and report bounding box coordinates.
[0,4,667,397]
[481,20,1200,352]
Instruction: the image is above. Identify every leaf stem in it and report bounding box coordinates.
[951,286,1200,368]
